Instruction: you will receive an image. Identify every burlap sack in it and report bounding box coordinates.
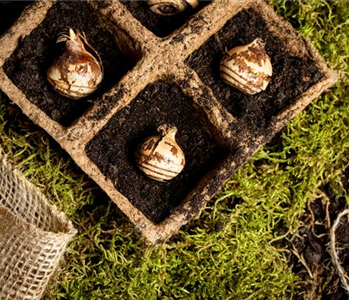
[0,150,77,300]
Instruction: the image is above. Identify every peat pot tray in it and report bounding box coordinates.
[0,0,337,244]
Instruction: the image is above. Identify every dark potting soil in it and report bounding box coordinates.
[86,80,226,224]
[3,1,133,127]
[186,8,323,138]
[120,0,210,38]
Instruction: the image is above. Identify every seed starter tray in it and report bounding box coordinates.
[0,0,337,244]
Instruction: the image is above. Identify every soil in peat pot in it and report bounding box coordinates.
[86,80,227,224]
[120,0,210,37]
[186,8,323,139]
[288,167,349,300]
[3,1,133,127]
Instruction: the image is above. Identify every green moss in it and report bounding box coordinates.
[0,1,348,299]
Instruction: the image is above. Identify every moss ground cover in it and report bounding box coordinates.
[0,1,348,299]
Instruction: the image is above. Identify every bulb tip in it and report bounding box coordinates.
[158,124,178,137]
[69,28,77,40]
[253,38,266,48]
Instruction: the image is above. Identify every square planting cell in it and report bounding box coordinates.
[86,80,228,223]
[3,1,133,126]
[186,7,324,139]
[121,0,210,37]
[0,1,337,243]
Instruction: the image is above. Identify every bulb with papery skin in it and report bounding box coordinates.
[147,0,199,16]
[47,28,103,100]
[220,38,273,95]
[135,125,185,182]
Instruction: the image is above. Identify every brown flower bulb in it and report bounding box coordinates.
[47,28,103,100]
[220,38,273,95]
[147,0,199,16]
[135,125,186,182]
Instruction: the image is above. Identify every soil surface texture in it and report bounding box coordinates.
[186,8,323,138]
[86,80,226,223]
[3,1,132,127]
[120,0,210,37]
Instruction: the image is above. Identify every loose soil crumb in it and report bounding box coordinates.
[86,80,226,223]
[186,8,323,138]
[120,0,210,37]
[3,1,132,126]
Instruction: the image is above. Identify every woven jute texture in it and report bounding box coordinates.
[0,150,77,300]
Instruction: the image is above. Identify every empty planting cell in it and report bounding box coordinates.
[86,80,227,224]
[3,1,133,126]
[121,0,210,37]
[186,8,323,137]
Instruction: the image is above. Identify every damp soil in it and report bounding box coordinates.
[3,1,133,127]
[288,167,349,300]
[186,8,323,138]
[86,80,227,224]
[120,0,210,38]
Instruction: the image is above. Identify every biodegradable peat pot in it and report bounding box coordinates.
[0,0,337,244]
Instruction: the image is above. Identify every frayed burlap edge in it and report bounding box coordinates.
[0,149,77,300]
